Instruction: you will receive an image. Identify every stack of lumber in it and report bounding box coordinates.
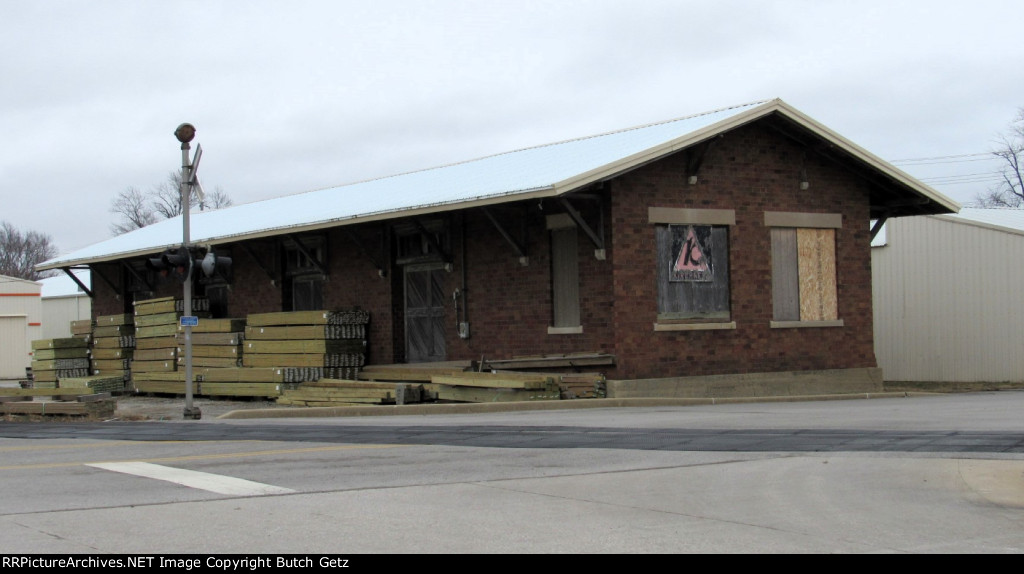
[70,319,94,342]
[90,313,134,382]
[29,338,91,388]
[277,379,422,407]
[481,352,616,371]
[176,318,246,369]
[59,375,125,394]
[243,310,369,383]
[196,366,286,398]
[131,296,208,394]
[356,365,561,403]
[0,386,116,418]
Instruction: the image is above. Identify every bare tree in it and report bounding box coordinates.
[973,108,1024,207]
[0,221,58,280]
[109,171,232,235]
[109,186,159,235]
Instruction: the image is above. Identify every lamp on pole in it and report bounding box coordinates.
[175,122,201,420]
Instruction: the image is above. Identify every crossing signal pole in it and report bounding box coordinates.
[175,123,201,420]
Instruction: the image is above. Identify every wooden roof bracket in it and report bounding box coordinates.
[559,196,606,260]
[88,264,121,299]
[61,267,93,298]
[685,138,718,185]
[870,216,888,241]
[344,227,388,278]
[412,219,451,264]
[286,233,329,278]
[481,206,529,266]
[240,242,279,287]
[120,260,152,293]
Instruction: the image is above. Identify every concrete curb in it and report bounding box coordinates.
[217,391,939,419]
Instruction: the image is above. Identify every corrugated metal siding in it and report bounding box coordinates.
[873,215,1024,382]
[0,316,29,379]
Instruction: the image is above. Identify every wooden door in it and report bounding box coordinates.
[405,265,446,363]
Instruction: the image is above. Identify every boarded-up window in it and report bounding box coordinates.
[551,227,581,328]
[656,225,730,320]
[771,228,837,321]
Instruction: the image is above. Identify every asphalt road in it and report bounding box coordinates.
[1,391,1022,554]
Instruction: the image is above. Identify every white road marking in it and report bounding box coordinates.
[86,461,296,496]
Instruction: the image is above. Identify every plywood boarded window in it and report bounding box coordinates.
[771,227,837,321]
[656,225,730,320]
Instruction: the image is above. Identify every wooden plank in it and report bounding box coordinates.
[304,379,401,390]
[91,359,130,371]
[244,325,352,340]
[431,374,553,390]
[93,325,135,338]
[247,311,333,327]
[92,336,136,349]
[357,365,467,382]
[31,358,90,371]
[31,348,89,360]
[134,312,182,328]
[177,356,242,368]
[31,338,89,350]
[134,348,177,361]
[200,382,281,397]
[91,348,132,360]
[425,385,560,403]
[200,367,285,383]
[94,313,134,326]
[131,360,176,373]
[483,355,615,370]
[178,319,246,334]
[133,297,177,316]
[245,339,364,355]
[134,336,176,350]
[175,332,243,346]
[0,388,106,397]
[242,354,328,368]
[286,387,393,399]
[179,345,241,358]
[771,227,800,321]
[132,371,200,383]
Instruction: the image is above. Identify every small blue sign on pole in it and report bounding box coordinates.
[180,316,199,328]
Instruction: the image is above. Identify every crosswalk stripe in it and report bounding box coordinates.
[86,461,296,496]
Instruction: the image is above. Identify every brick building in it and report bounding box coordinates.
[38,99,959,394]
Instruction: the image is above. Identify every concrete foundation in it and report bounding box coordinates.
[607,367,884,399]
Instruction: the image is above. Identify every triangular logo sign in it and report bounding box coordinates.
[670,226,712,282]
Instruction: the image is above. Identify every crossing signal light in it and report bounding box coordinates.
[146,247,193,283]
[199,250,232,281]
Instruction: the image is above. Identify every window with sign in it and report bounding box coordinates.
[655,224,730,321]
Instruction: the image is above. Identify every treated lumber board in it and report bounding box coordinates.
[131,372,201,383]
[175,332,243,346]
[276,398,375,407]
[133,297,177,316]
[1,402,91,416]
[483,354,616,370]
[92,336,136,349]
[242,354,329,368]
[431,374,554,390]
[244,339,365,355]
[199,367,285,383]
[93,325,135,337]
[94,313,133,326]
[177,319,246,334]
[133,381,187,394]
[134,337,176,350]
[32,358,90,371]
[89,369,129,379]
[134,312,182,328]
[131,360,177,373]
[244,325,366,341]
[287,387,393,399]
[31,338,89,350]
[70,319,94,334]
[0,388,108,397]
[425,385,560,403]
[304,379,402,390]
[91,359,130,371]
[136,325,179,338]
[246,310,336,326]
[32,348,90,360]
[357,366,467,382]
[200,383,281,397]
[134,348,177,361]
[177,356,241,368]
[91,348,132,360]
[178,345,241,358]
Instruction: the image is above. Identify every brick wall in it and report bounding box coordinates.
[609,122,876,379]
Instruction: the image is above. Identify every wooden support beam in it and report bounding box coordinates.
[413,219,451,264]
[286,234,329,277]
[61,267,93,298]
[559,197,605,258]
[343,228,387,277]
[240,242,278,286]
[89,265,122,299]
[870,217,888,241]
[481,207,529,265]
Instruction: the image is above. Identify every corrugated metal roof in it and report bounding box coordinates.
[38,98,959,270]
[938,207,1024,235]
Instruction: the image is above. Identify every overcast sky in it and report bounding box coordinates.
[2,1,1021,255]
